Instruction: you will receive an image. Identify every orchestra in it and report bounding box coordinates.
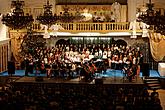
[23,43,143,82]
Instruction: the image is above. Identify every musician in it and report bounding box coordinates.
[111,56,116,69]
[132,64,138,76]
[127,64,137,82]
[125,59,132,69]
[40,61,45,74]
[76,63,82,80]
[29,59,34,74]
[127,67,133,82]
[119,56,123,70]
[70,63,76,78]
[94,49,99,58]
[102,49,107,59]
[34,59,40,76]
[115,56,119,70]
[83,56,90,64]
[89,53,94,60]
[52,61,59,77]
[65,49,70,57]
[83,62,91,81]
[122,54,126,65]
[69,48,74,57]
[88,62,97,80]
[108,58,112,69]
[46,61,52,78]
[107,49,112,58]
[133,56,137,65]
[85,49,90,57]
[59,61,66,78]
[24,57,30,76]
[44,56,48,64]
[139,53,144,65]
[98,48,103,57]
[90,61,97,75]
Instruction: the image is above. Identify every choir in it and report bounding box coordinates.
[23,43,143,81]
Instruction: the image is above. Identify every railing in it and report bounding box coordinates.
[32,22,130,32]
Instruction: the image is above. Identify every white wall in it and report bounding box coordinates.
[0,0,10,41]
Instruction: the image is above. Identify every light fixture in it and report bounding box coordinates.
[73,1,85,22]
[36,0,57,26]
[1,0,34,30]
[80,8,93,22]
[59,5,75,23]
[138,0,165,35]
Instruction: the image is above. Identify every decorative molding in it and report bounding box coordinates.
[0,38,10,45]
[56,0,127,5]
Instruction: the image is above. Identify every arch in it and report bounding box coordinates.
[56,39,69,45]
[115,39,127,47]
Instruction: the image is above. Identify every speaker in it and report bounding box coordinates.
[141,63,150,77]
[35,76,43,82]
[160,78,165,89]
[7,61,15,75]
[95,78,103,84]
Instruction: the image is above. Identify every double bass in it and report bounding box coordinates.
[83,62,97,81]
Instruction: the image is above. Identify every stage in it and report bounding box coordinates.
[14,76,144,85]
[1,69,161,89]
[10,76,146,93]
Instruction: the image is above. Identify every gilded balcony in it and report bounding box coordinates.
[10,22,143,35]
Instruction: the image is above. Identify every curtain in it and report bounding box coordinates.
[149,32,165,62]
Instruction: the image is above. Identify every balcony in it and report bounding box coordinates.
[10,22,142,35]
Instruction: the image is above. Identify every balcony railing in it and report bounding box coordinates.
[9,22,143,33]
[32,22,131,32]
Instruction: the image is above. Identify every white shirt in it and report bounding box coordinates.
[103,51,107,59]
[95,52,98,57]
[133,57,136,64]
[119,60,123,63]
[69,51,74,56]
[123,57,127,63]
[99,50,102,56]
[89,54,94,60]
[44,58,48,64]
[71,64,76,70]
[107,51,112,57]
[86,50,90,55]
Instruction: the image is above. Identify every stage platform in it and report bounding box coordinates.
[14,76,144,85]
[11,76,146,92]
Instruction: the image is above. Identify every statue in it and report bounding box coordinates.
[140,22,150,37]
[40,24,50,38]
[111,1,121,22]
[129,20,137,38]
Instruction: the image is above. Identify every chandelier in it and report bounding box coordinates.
[59,5,75,23]
[37,0,85,24]
[1,0,34,30]
[36,0,57,26]
[138,0,165,35]
[74,5,85,22]
[59,3,86,23]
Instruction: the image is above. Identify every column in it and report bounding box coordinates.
[127,0,137,22]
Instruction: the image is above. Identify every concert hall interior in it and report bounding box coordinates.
[0,0,165,110]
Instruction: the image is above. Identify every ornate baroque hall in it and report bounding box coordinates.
[0,0,165,110]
